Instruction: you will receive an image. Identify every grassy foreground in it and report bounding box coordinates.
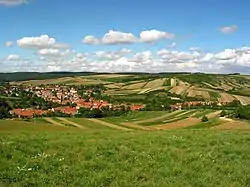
[0,130,250,187]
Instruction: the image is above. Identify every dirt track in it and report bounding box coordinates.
[149,117,200,130]
[57,118,89,129]
[87,119,131,130]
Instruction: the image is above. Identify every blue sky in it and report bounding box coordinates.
[1,0,250,73]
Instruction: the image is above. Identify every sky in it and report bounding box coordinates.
[1,0,250,73]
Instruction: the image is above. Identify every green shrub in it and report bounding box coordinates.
[201,115,208,122]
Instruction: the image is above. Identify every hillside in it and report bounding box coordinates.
[9,72,250,105]
[1,130,250,187]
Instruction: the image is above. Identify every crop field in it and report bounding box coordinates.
[143,78,166,89]
[1,129,250,186]
[13,77,111,85]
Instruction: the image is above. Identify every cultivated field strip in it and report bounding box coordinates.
[233,95,250,105]
[87,118,132,130]
[212,121,250,130]
[218,93,235,103]
[169,85,190,95]
[149,117,200,130]
[121,123,152,130]
[135,110,183,124]
[143,78,166,89]
[44,118,66,127]
[57,118,89,129]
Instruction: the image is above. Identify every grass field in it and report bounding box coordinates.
[0,130,250,186]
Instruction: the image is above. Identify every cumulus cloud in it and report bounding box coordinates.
[215,49,237,60]
[140,29,174,43]
[219,25,238,34]
[102,30,138,44]
[3,45,250,73]
[6,54,20,61]
[83,35,100,45]
[4,41,13,47]
[83,29,174,45]
[0,0,27,6]
[94,48,132,60]
[169,42,177,48]
[17,35,69,49]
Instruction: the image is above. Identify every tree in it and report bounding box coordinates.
[201,115,208,122]
[220,110,227,117]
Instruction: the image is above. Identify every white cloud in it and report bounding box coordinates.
[189,47,200,51]
[169,42,177,48]
[102,30,137,44]
[140,29,174,43]
[83,29,174,45]
[219,25,238,34]
[6,54,20,61]
[215,49,237,60]
[83,35,100,45]
[0,0,27,6]
[4,41,13,47]
[17,35,69,49]
[94,49,132,60]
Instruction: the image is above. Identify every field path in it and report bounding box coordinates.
[121,123,152,130]
[87,119,131,130]
[149,117,200,130]
[44,118,66,127]
[135,110,183,124]
[57,118,89,129]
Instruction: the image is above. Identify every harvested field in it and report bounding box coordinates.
[149,117,200,130]
[213,121,250,130]
[121,82,147,90]
[169,85,189,95]
[89,74,132,79]
[202,82,221,89]
[218,93,235,103]
[233,95,250,105]
[187,87,210,100]
[143,78,166,89]
[220,83,233,91]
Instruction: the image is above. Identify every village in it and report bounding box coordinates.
[0,83,236,119]
[1,84,144,118]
